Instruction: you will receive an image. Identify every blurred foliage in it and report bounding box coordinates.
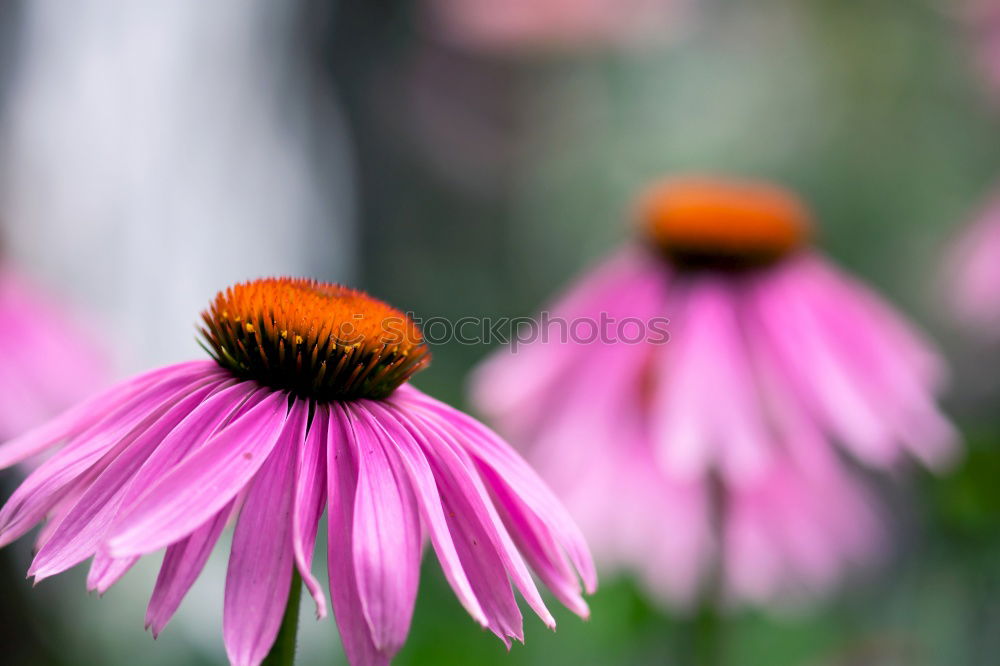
[928,430,1000,545]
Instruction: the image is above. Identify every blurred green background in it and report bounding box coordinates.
[4,0,1000,664]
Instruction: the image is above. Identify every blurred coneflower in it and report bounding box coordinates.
[966,0,1000,101]
[0,266,106,440]
[945,192,1000,337]
[0,278,595,666]
[949,3,1000,338]
[471,176,957,607]
[425,0,688,53]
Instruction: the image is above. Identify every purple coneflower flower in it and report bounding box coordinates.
[426,0,686,53]
[0,266,106,439]
[0,278,595,666]
[946,191,1000,336]
[966,0,1000,100]
[472,176,957,606]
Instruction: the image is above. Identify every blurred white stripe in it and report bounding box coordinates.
[0,0,355,372]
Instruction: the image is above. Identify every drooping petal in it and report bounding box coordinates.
[479,462,589,618]
[507,261,669,499]
[697,280,772,483]
[29,380,232,581]
[223,398,305,666]
[345,402,422,654]
[107,390,290,557]
[327,405,388,666]
[87,550,139,595]
[116,382,266,508]
[292,403,329,620]
[652,277,771,484]
[0,372,224,548]
[725,490,780,604]
[723,456,882,605]
[356,401,488,627]
[804,255,946,387]
[471,247,665,440]
[438,487,524,646]
[400,406,553,631]
[146,502,234,637]
[0,361,218,469]
[947,195,1000,335]
[789,257,957,467]
[386,405,524,645]
[751,266,898,466]
[394,386,596,595]
[34,480,90,553]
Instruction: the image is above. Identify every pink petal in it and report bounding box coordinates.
[438,486,524,646]
[791,257,957,467]
[0,361,218,469]
[327,405,389,666]
[146,502,234,637]
[107,390,290,557]
[383,405,523,645]
[116,382,266,509]
[652,278,772,483]
[355,401,488,627]
[345,402,422,654]
[34,480,90,553]
[29,380,232,581]
[395,386,596,595]
[401,407,554,630]
[477,463,589,618]
[470,247,663,438]
[87,550,139,594]
[292,404,329,620]
[751,267,897,466]
[223,399,305,666]
[804,256,946,387]
[0,372,224,548]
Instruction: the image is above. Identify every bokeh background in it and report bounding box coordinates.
[2,0,1000,664]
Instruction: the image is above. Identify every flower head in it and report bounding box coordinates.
[0,278,594,666]
[638,177,811,268]
[200,278,429,400]
[472,175,956,607]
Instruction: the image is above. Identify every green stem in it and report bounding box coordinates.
[689,472,726,666]
[262,569,302,666]
[691,603,724,666]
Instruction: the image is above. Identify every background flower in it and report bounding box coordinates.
[0,266,107,440]
[946,192,1000,336]
[472,178,955,609]
[423,0,690,53]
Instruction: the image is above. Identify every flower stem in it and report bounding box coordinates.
[689,471,726,666]
[691,603,724,666]
[262,569,302,666]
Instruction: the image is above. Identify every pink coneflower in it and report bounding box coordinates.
[425,0,686,53]
[0,266,106,439]
[946,191,1000,336]
[472,177,956,607]
[966,0,1000,99]
[0,278,595,666]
